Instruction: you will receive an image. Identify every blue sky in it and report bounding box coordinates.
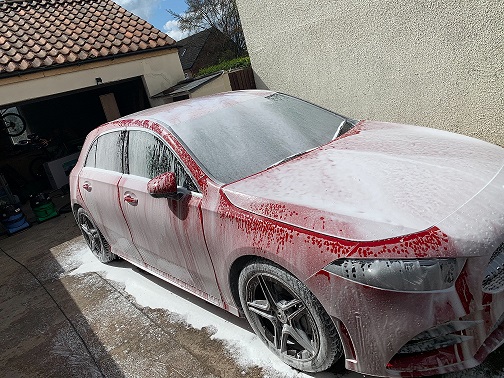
[115,0,191,41]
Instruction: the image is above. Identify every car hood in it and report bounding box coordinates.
[223,121,504,244]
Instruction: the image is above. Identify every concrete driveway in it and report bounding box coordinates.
[0,213,503,378]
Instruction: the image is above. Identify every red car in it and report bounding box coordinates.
[70,90,504,377]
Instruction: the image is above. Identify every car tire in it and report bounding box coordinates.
[238,260,343,373]
[76,208,117,263]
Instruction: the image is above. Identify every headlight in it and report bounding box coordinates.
[324,258,466,292]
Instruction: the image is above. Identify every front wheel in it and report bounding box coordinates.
[76,208,117,263]
[238,261,343,373]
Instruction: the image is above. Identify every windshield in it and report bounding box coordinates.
[170,93,353,183]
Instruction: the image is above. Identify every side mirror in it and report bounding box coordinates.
[147,172,178,199]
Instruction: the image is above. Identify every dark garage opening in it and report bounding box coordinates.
[0,76,150,201]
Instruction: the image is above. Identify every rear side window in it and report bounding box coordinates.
[127,130,198,192]
[86,131,124,172]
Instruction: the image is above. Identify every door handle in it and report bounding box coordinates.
[123,194,138,206]
[82,182,92,192]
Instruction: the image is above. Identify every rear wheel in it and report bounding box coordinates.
[238,261,343,373]
[77,208,117,263]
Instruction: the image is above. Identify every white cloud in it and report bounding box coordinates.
[115,0,161,21]
[163,19,191,41]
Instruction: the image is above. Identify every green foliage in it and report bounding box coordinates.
[197,56,251,76]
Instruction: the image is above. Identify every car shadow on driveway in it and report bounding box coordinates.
[0,213,125,377]
[0,213,226,377]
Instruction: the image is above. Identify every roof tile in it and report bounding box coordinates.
[6,61,16,72]
[66,52,77,62]
[43,56,53,66]
[99,47,109,56]
[12,53,23,62]
[31,57,41,67]
[5,48,16,57]
[24,51,34,60]
[18,59,29,70]
[0,0,176,76]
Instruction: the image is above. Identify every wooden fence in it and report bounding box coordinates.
[228,67,256,90]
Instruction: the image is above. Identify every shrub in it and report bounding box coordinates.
[197,56,251,76]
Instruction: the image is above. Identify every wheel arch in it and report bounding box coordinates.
[227,251,311,315]
[228,254,279,315]
[72,203,83,221]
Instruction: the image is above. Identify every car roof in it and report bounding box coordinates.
[123,89,276,127]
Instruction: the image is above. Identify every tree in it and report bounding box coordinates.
[169,0,246,56]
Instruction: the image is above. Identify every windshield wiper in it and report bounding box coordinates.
[267,148,316,169]
[333,119,358,140]
[332,120,346,140]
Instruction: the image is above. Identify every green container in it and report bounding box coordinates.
[33,202,58,222]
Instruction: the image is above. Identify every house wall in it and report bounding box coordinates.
[191,72,232,98]
[0,49,184,108]
[236,1,504,146]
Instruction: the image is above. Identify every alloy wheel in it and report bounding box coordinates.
[78,212,103,255]
[245,272,319,361]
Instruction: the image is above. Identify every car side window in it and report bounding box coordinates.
[127,130,198,192]
[93,131,125,172]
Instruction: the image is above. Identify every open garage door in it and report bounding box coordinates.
[0,77,150,198]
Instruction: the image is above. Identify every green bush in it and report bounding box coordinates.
[197,56,251,76]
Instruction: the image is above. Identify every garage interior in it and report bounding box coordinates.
[0,77,150,205]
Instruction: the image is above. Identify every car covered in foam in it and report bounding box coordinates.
[70,90,504,377]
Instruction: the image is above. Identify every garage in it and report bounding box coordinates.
[0,0,184,217]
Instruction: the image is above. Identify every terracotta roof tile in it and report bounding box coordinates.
[18,59,29,70]
[0,0,176,76]
[6,61,16,72]
[12,53,23,62]
[43,56,53,66]
[66,52,76,62]
[31,57,41,67]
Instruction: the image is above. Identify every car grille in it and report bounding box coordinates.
[395,321,475,354]
[483,242,504,293]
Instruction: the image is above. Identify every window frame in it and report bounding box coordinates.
[84,129,126,173]
[124,127,201,194]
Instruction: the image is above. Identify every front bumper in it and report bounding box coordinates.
[305,255,504,377]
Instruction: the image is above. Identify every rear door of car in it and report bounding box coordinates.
[78,129,145,265]
[118,128,222,302]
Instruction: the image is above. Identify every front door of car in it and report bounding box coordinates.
[118,129,222,302]
[78,130,145,265]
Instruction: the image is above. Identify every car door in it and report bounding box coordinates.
[78,129,144,265]
[118,128,222,302]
